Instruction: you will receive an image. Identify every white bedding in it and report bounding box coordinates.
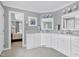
[12,33,22,40]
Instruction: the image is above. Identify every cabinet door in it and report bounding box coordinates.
[26,34,34,49]
[58,38,66,54]
[45,33,52,48]
[57,35,70,56]
[26,33,41,49]
[65,37,70,56]
[62,38,67,55]
[52,34,56,48]
[41,33,46,46]
[60,35,70,56]
[54,34,59,49]
[71,36,79,57]
[34,33,41,48]
[51,34,58,49]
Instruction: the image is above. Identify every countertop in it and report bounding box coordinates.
[26,30,79,37]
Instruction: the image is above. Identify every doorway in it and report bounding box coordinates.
[11,21,23,50]
[8,11,24,50]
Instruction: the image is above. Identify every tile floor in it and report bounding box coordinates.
[0,41,67,57]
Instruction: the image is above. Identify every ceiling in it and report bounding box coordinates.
[2,1,75,13]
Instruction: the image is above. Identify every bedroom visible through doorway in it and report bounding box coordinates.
[11,21,23,50]
[8,11,24,50]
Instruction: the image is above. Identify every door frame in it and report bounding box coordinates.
[8,11,25,49]
[0,4,4,54]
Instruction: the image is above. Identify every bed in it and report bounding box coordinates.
[11,32,22,41]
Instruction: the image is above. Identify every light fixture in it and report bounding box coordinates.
[73,5,77,10]
[67,8,72,13]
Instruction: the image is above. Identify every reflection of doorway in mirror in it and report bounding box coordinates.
[30,19,36,25]
[28,16,37,26]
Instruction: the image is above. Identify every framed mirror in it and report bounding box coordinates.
[61,11,79,30]
[28,16,37,26]
[41,18,54,30]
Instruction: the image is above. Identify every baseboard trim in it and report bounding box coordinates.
[3,48,10,51]
[0,48,4,55]
[40,45,46,47]
[22,45,26,48]
[3,44,26,51]
[0,50,2,55]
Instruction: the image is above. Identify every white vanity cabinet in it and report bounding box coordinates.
[34,34,41,48]
[71,36,79,57]
[41,33,52,48]
[26,33,79,57]
[51,34,71,56]
[41,33,71,56]
[51,34,58,49]
[51,34,79,57]
[45,33,52,48]
[65,36,71,56]
[26,34,34,49]
[57,35,66,54]
[26,33,41,49]
[41,33,47,46]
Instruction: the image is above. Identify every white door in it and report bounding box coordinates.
[0,5,4,54]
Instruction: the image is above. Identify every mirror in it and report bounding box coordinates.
[62,11,79,30]
[28,16,37,26]
[62,17,75,30]
[41,18,54,30]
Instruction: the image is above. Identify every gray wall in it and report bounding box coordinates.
[3,6,40,48]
